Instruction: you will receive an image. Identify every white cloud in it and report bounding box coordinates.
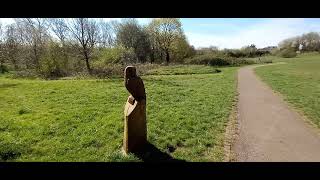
[195,22,242,31]
[0,18,15,26]
[101,18,122,22]
[186,18,320,49]
[136,18,153,25]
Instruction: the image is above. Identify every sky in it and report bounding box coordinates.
[1,18,320,49]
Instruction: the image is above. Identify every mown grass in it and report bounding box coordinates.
[255,53,320,128]
[0,65,238,162]
[145,65,221,75]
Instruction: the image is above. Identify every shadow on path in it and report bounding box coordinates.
[133,142,186,162]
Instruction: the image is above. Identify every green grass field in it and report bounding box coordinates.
[144,65,221,75]
[255,53,320,128]
[0,65,238,162]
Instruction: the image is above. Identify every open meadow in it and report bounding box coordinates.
[1,18,320,163]
[0,65,238,162]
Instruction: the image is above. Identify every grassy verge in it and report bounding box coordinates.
[255,53,320,128]
[144,65,221,75]
[0,65,238,162]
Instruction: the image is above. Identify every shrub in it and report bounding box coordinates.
[11,70,39,79]
[91,64,125,78]
[270,48,280,56]
[135,63,161,76]
[91,63,161,78]
[39,65,68,79]
[0,65,9,73]
[22,41,73,79]
[94,46,137,66]
[232,58,255,66]
[0,141,24,161]
[184,54,231,66]
[278,48,297,58]
[251,56,273,64]
[184,53,254,66]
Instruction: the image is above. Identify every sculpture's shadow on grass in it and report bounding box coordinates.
[133,142,186,162]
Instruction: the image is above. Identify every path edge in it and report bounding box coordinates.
[253,65,320,135]
[223,68,240,162]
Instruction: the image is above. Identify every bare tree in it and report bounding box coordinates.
[14,18,50,70]
[67,18,99,74]
[97,20,114,48]
[48,18,69,45]
[4,23,21,70]
[47,18,70,69]
[0,22,5,71]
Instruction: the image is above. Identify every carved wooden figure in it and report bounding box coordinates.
[123,66,147,154]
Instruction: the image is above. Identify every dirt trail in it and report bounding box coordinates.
[234,65,320,162]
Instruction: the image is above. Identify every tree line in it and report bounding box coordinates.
[0,18,196,77]
[278,32,320,52]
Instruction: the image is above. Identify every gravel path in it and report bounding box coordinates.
[234,65,320,162]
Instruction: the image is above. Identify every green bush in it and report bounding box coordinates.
[184,53,254,66]
[278,48,297,58]
[91,64,125,78]
[0,65,9,73]
[0,139,25,161]
[11,70,39,79]
[270,48,280,56]
[248,56,273,64]
[232,58,255,66]
[94,46,136,66]
[184,54,231,66]
[91,63,161,78]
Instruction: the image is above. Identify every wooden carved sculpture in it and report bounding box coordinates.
[123,66,147,154]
